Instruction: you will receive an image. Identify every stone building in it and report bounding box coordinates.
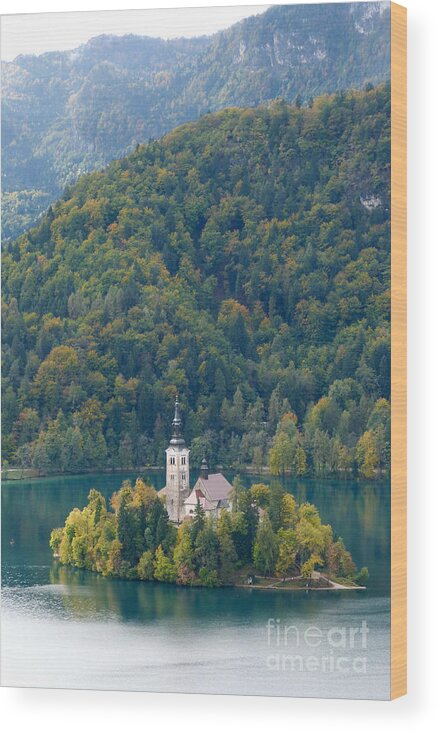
[184,458,233,520]
[159,398,233,524]
[159,396,190,523]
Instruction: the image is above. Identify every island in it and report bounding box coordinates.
[50,399,368,591]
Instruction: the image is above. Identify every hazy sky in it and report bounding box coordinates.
[1,5,270,62]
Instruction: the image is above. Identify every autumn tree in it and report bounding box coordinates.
[154,546,177,582]
[356,430,379,478]
[275,528,297,579]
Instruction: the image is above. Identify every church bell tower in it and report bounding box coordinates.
[165,396,190,523]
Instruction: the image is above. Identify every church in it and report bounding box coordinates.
[158,397,233,524]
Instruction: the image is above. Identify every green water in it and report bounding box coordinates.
[1,472,390,698]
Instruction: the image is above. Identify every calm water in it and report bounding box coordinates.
[1,472,390,699]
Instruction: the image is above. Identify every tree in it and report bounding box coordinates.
[217,512,238,584]
[62,426,84,472]
[295,503,332,565]
[280,493,297,528]
[268,482,285,532]
[268,386,291,433]
[118,434,134,469]
[326,538,356,578]
[249,483,271,508]
[356,430,378,478]
[237,489,259,560]
[190,500,206,543]
[276,528,297,579]
[301,553,323,579]
[15,443,33,477]
[355,567,369,586]
[230,476,245,512]
[154,546,177,582]
[116,482,138,566]
[34,346,81,415]
[217,300,251,356]
[87,489,106,526]
[195,519,219,574]
[337,443,353,475]
[137,550,156,580]
[173,523,196,584]
[13,407,39,445]
[252,445,264,473]
[295,445,307,475]
[311,429,331,476]
[32,435,50,475]
[253,515,278,576]
[147,497,172,551]
[269,432,295,476]
[49,527,64,556]
[190,433,215,468]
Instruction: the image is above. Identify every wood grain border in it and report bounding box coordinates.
[390,1,407,700]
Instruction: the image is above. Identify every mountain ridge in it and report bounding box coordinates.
[2,2,390,239]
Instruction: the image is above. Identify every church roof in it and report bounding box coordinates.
[184,487,217,512]
[196,473,233,502]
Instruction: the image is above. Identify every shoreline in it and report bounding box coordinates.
[235,583,366,592]
[235,575,366,592]
[1,465,385,483]
[1,465,268,482]
[51,556,365,592]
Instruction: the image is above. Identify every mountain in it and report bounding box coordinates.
[2,86,391,478]
[1,2,390,239]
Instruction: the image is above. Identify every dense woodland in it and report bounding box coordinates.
[50,478,368,587]
[2,85,390,479]
[2,2,390,238]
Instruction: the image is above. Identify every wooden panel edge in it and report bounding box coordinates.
[390,0,407,701]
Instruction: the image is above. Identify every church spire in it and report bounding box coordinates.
[165,394,190,524]
[170,395,185,446]
[200,457,209,480]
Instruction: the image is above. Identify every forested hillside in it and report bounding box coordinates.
[2,2,390,239]
[1,85,390,479]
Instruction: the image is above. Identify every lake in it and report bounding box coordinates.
[1,471,390,699]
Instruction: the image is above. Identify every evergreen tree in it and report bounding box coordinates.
[116,483,138,566]
[191,501,206,544]
[253,515,278,576]
[195,519,219,574]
